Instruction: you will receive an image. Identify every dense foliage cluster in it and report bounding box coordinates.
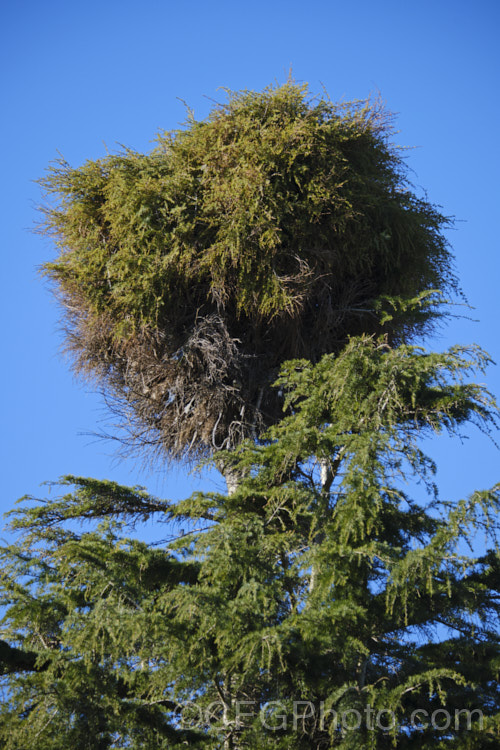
[2,82,498,749]
[1,333,499,749]
[40,83,456,460]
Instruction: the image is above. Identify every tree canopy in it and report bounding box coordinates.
[39,82,456,461]
[1,82,498,749]
[1,332,499,748]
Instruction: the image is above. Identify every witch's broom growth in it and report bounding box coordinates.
[39,82,456,467]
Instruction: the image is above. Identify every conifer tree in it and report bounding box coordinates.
[1,320,499,748]
[1,83,499,749]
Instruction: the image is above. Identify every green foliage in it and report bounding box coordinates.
[2,333,499,748]
[38,81,457,458]
[9,80,497,748]
[42,83,453,326]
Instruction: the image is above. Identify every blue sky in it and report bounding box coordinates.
[1,0,499,535]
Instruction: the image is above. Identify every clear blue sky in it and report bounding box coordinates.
[1,0,499,536]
